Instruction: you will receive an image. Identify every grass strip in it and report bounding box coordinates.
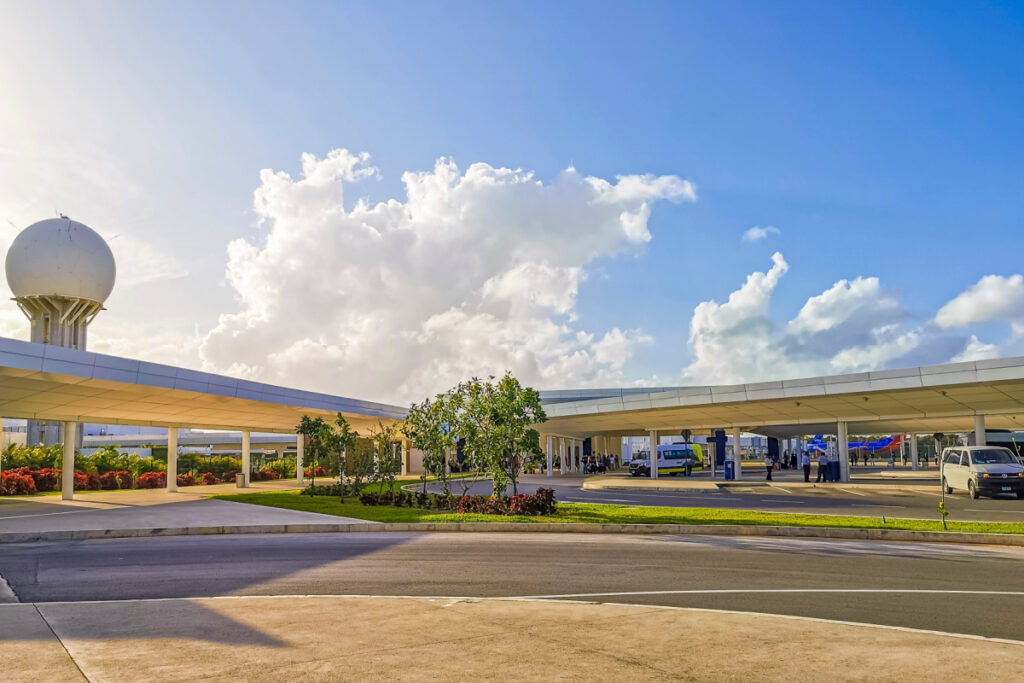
[213,490,1024,534]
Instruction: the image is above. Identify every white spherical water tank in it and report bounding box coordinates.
[5,217,116,304]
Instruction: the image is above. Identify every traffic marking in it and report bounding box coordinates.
[839,488,867,497]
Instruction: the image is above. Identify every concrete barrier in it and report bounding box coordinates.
[3,521,1024,547]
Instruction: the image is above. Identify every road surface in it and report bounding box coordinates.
[3,532,1024,641]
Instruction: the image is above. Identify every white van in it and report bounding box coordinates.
[629,444,704,477]
[940,446,1024,499]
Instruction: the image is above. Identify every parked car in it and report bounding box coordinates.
[940,446,1024,499]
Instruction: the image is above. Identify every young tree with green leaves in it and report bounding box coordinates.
[456,373,547,496]
[333,412,359,499]
[296,415,330,490]
[403,391,461,496]
[368,420,402,493]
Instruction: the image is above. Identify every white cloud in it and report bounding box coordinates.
[680,253,982,385]
[741,225,780,242]
[934,274,1024,328]
[199,150,695,402]
[951,335,1000,363]
[103,234,188,287]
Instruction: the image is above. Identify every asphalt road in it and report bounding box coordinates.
[428,474,1024,523]
[4,532,1024,641]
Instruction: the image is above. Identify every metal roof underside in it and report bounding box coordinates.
[0,337,406,433]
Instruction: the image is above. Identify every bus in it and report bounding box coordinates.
[629,443,704,477]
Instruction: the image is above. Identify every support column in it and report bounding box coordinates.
[296,433,305,484]
[732,426,743,480]
[401,440,408,476]
[838,421,850,482]
[975,415,986,447]
[560,438,567,475]
[570,440,577,473]
[546,435,553,478]
[910,433,919,470]
[649,430,659,479]
[167,426,178,492]
[61,421,76,500]
[241,430,251,488]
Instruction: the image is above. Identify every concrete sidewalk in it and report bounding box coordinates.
[0,482,364,535]
[3,595,1022,681]
[584,472,942,494]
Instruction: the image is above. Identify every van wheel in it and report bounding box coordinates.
[968,480,979,500]
[670,472,677,477]
[1017,490,1024,500]
[942,478,952,495]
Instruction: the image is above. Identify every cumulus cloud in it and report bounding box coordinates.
[680,253,994,385]
[934,274,1024,328]
[198,150,695,402]
[742,225,780,242]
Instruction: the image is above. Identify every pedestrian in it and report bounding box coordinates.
[764,452,773,481]
[791,452,798,470]
[816,451,829,483]
[801,451,811,482]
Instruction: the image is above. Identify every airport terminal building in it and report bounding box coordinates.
[4,217,1024,498]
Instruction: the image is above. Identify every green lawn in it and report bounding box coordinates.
[213,490,1024,534]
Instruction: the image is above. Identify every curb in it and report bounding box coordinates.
[3,521,1024,547]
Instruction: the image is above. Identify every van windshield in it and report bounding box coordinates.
[971,449,1017,465]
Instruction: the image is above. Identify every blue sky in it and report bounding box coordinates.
[1,1,1023,400]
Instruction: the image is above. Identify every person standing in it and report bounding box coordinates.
[801,451,811,482]
[764,452,773,481]
[816,451,829,483]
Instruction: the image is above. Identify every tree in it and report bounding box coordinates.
[368,420,402,493]
[457,373,547,496]
[403,391,461,496]
[333,413,359,499]
[296,415,330,490]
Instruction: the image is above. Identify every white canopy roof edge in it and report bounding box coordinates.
[541,356,1024,438]
[0,336,406,433]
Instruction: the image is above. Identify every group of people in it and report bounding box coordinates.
[764,449,835,482]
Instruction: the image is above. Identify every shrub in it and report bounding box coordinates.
[302,483,344,497]
[355,487,557,516]
[176,473,196,487]
[303,466,327,477]
[99,471,133,490]
[0,471,36,495]
[73,472,99,490]
[31,468,60,492]
[136,472,166,488]
[200,472,220,486]
[222,471,237,483]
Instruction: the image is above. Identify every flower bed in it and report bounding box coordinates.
[356,487,557,516]
[0,466,284,494]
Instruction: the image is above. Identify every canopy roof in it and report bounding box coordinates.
[0,337,405,433]
[542,357,1024,438]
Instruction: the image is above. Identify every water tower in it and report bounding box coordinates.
[5,217,116,445]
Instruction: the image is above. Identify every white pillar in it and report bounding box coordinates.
[576,440,582,472]
[910,433,919,470]
[401,441,408,476]
[296,433,305,484]
[649,430,659,479]
[167,427,178,492]
[241,430,251,488]
[61,421,76,500]
[559,438,567,475]
[546,435,553,477]
[838,421,850,482]
[975,415,986,447]
[732,426,743,480]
